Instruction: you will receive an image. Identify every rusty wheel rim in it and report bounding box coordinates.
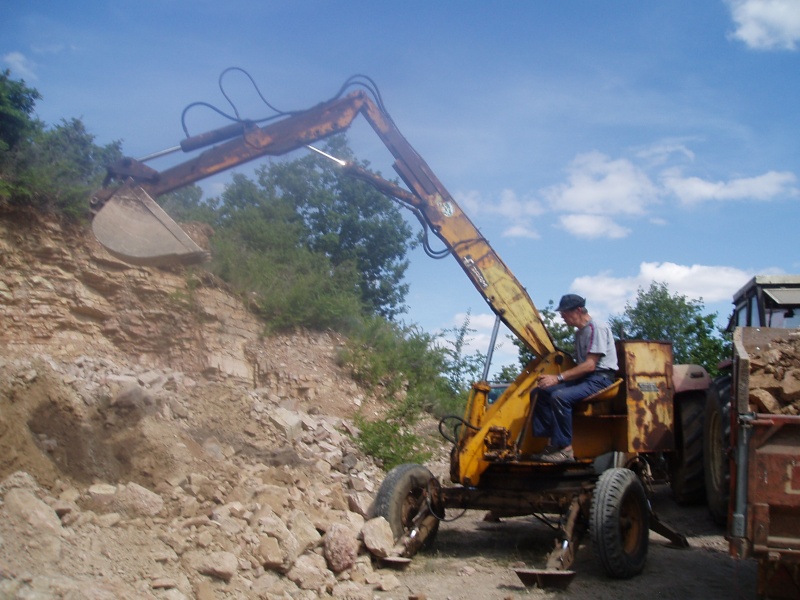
[620,489,645,555]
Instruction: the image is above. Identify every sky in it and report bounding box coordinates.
[4,1,800,376]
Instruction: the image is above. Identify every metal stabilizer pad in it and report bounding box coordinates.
[513,568,576,589]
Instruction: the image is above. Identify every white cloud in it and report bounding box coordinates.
[455,188,544,218]
[459,146,798,244]
[542,151,659,216]
[496,188,545,218]
[635,140,696,166]
[571,262,754,316]
[636,262,752,302]
[558,214,631,239]
[455,188,543,239]
[2,52,37,81]
[571,272,634,315]
[503,223,540,239]
[727,0,800,50]
[456,311,500,331]
[662,169,799,205]
[456,190,483,215]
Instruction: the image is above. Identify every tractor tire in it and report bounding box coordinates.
[670,391,706,504]
[590,468,649,579]
[371,463,439,552]
[704,375,732,526]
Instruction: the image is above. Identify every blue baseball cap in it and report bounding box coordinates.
[557,294,585,312]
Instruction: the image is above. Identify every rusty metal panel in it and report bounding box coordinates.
[620,341,675,453]
[572,415,626,457]
[747,416,800,552]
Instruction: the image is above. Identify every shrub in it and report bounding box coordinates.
[354,414,432,471]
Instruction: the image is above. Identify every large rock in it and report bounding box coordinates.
[324,523,361,573]
[116,481,164,517]
[289,510,322,555]
[362,517,395,558]
[286,552,336,591]
[191,550,239,582]
[3,487,63,562]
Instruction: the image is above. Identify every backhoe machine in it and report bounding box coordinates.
[91,75,710,587]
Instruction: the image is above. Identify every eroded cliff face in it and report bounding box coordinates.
[0,208,363,406]
[1,208,253,376]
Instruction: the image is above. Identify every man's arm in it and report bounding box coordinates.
[538,353,601,388]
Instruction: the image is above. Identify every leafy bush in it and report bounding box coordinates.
[339,315,474,468]
[354,415,432,471]
[211,229,364,333]
[340,316,451,399]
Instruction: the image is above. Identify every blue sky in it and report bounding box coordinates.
[4,1,800,375]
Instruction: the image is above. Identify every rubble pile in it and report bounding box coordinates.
[747,331,800,415]
[0,355,403,599]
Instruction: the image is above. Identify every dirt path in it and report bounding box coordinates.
[379,486,756,600]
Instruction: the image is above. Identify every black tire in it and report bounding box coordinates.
[704,375,732,526]
[371,463,439,552]
[590,468,649,579]
[670,391,707,504]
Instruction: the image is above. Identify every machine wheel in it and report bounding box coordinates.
[590,468,649,579]
[371,463,440,552]
[704,375,732,526]
[670,391,706,504]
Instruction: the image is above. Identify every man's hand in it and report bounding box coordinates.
[538,374,561,388]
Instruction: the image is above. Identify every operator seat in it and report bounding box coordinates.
[573,377,623,416]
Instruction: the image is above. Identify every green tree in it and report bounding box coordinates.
[25,118,122,217]
[158,184,215,223]
[1,70,42,202]
[609,281,728,375]
[0,71,122,217]
[257,135,415,319]
[0,69,40,153]
[207,173,364,332]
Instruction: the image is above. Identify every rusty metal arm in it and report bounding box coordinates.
[93,89,554,358]
[350,96,555,358]
[93,93,372,206]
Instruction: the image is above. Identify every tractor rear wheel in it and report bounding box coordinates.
[704,376,732,526]
[590,468,649,579]
[371,463,440,553]
[670,391,707,504]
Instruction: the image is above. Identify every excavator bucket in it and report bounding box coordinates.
[91,185,208,267]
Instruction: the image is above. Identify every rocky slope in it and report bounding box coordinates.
[0,207,400,599]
